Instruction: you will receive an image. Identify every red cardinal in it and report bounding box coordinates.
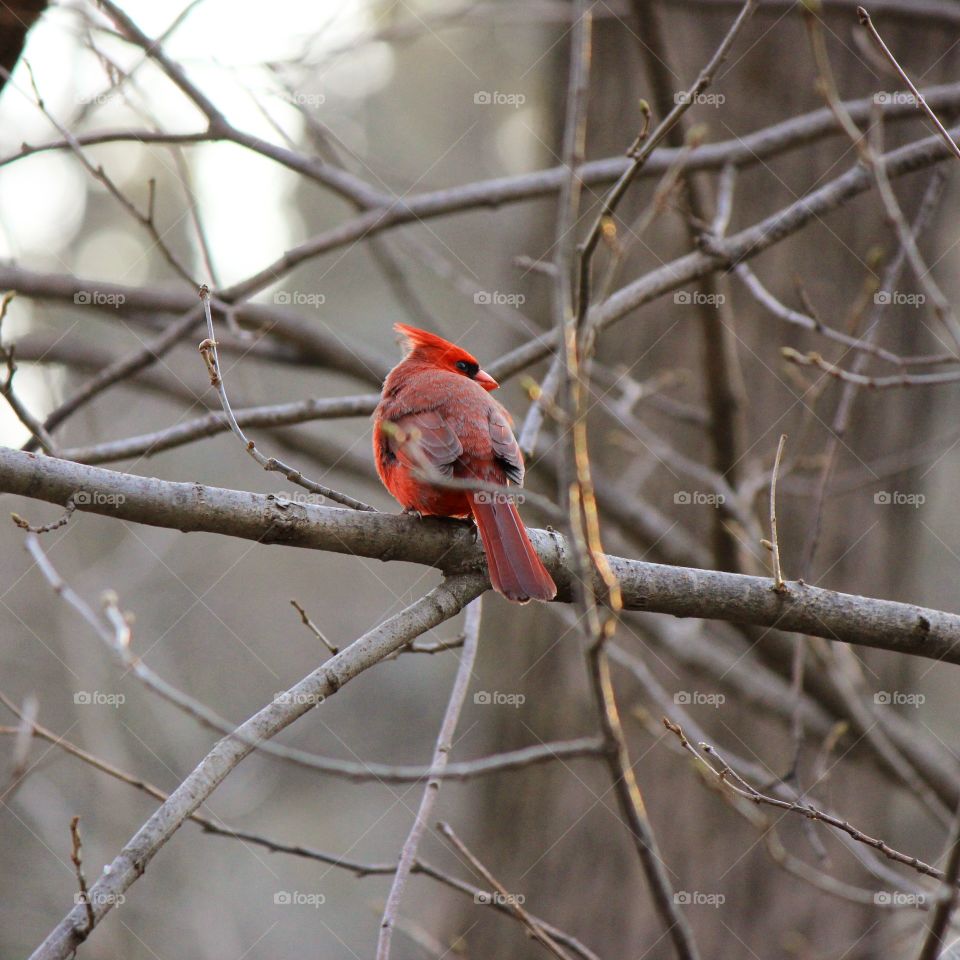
[373,323,556,603]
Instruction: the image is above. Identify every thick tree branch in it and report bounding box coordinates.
[3,447,958,663]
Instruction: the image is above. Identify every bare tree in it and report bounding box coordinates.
[2,1,960,958]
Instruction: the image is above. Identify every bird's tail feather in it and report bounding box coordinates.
[471,498,556,603]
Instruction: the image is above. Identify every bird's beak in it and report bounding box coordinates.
[475,368,499,392]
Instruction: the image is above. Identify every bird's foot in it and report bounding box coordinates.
[401,506,424,520]
[445,516,478,540]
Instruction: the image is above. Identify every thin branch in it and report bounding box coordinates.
[290,600,338,655]
[438,821,577,960]
[58,392,379,465]
[857,5,960,161]
[23,309,203,453]
[782,347,960,388]
[734,262,958,367]
[916,799,960,960]
[376,598,483,960]
[69,817,94,934]
[94,0,385,207]
[198,286,375,511]
[610,639,940,888]
[2,692,37,802]
[0,292,57,454]
[662,720,950,884]
[588,643,699,958]
[768,434,787,591]
[804,8,960,346]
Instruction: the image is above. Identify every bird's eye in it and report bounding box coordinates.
[455,359,479,377]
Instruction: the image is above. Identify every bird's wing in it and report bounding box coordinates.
[388,409,463,478]
[488,406,524,485]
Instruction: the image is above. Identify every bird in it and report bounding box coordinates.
[373,323,557,603]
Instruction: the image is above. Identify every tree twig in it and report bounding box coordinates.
[198,286,375,511]
[662,719,950,884]
[68,817,94,934]
[438,821,577,960]
[856,5,960,162]
[376,598,483,960]
[768,434,787,592]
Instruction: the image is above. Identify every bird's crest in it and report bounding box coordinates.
[394,323,478,365]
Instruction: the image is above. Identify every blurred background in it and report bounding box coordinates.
[2,0,960,957]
